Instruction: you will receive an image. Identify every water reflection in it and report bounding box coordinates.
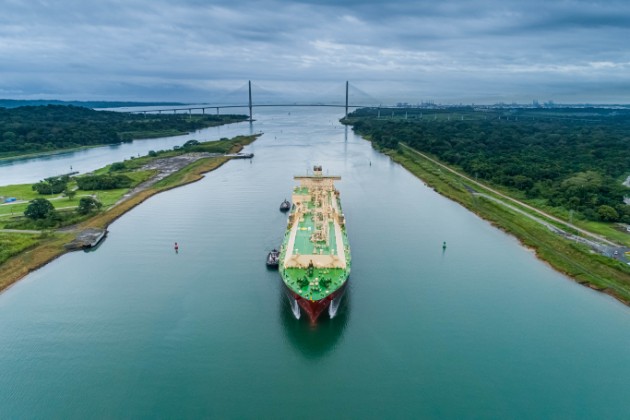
[279,286,350,359]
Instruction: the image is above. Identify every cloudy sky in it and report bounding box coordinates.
[1,0,629,104]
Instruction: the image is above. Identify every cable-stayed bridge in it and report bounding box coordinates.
[128,81,382,120]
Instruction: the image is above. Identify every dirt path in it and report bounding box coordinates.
[474,192,627,258]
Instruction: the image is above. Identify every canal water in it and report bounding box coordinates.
[1,108,630,418]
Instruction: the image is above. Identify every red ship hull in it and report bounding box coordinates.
[285,282,348,323]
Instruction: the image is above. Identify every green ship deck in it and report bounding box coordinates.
[279,166,351,302]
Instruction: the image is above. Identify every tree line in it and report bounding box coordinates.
[0,105,247,158]
[346,107,630,222]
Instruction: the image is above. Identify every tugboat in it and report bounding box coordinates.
[278,165,351,323]
[279,199,291,212]
[266,248,280,267]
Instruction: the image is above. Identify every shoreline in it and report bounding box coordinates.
[0,145,102,163]
[375,143,630,307]
[0,138,256,294]
[0,117,248,164]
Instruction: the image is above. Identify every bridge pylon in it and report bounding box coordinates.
[248,80,253,122]
[345,81,349,118]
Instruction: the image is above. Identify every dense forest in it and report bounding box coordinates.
[0,105,247,158]
[345,107,630,222]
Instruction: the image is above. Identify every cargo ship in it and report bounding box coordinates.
[279,165,351,323]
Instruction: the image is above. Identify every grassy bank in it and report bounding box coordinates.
[387,145,630,304]
[0,171,155,226]
[0,233,41,265]
[0,134,258,293]
[0,233,75,291]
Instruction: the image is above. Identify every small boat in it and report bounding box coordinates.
[279,199,290,212]
[266,248,280,267]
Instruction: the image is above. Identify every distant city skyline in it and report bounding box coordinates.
[2,0,629,104]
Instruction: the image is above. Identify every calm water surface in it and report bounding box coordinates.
[1,108,629,418]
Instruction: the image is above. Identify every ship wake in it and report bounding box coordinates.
[328,296,341,319]
[290,297,301,320]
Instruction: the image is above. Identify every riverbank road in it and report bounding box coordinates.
[401,143,620,248]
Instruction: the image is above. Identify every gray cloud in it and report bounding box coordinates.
[1,0,629,103]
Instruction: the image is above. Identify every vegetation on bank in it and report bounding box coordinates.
[344,107,630,223]
[392,147,629,296]
[0,105,248,158]
[0,170,155,230]
[0,134,258,292]
[343,108,630,304]
[0,232,74,291]
[0,233,40,265]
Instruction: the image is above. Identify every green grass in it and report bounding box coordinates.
[3,208,91,230]
[123,170,154,184]
[87,188,134,207]
[0,191,84,219]
[0,181,152,219]
[0,183,41,201]
[0,233,42,264]
[0,202,29,218]
[578,221,630,247]
[0,165,150,225]
[0,134,246,225]
[0,134,258,227]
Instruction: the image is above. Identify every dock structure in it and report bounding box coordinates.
[64,228,107,250]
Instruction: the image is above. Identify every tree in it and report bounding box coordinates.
[109,161,126,172]
[63,187,76,200]
[75,174,133,190]
[597,205,619,222]
[183,139,199,147]
[3,131,16,142]
[24,198,55,220]
[32,175,68,195]
[0,105,247,159]
[77,197,102,215]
